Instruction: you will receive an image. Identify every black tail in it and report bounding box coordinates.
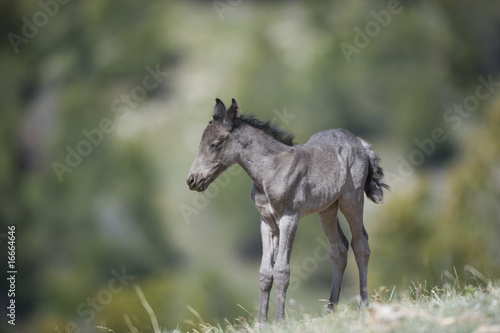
[360,139,389,203]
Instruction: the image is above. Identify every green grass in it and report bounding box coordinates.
[96,277,500,333]
[181,280,500,333]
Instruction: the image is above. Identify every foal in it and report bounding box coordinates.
[187,98,388,325]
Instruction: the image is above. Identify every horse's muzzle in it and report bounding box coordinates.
[187,175,208,192]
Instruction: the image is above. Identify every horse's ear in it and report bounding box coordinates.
[213,98,226,119]
[223,98,239,128]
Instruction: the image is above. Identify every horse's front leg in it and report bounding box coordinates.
[258,217,276,326]
[273,211,299,323]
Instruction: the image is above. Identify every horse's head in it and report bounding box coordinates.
[187,98,240,192]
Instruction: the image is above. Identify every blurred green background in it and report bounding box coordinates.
[1,0,499,331]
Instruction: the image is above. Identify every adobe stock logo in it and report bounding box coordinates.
[51,65,169,182]
[212,0,244,21]
[386,74,500,186]
[7,0,73,54]
[54,267,135,333]
[340,0,405,63]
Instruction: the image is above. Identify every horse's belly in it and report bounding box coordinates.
[297,185,341,217]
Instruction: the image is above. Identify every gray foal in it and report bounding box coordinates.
[187,98,389,326]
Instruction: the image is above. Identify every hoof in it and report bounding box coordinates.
[258,322,268,330]
[325,302,338,315]
[359,300,371,310]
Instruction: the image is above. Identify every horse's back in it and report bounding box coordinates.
[305,129,361,150]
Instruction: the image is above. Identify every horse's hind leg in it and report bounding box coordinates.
[339,192,370,308]
[319,202,349,310]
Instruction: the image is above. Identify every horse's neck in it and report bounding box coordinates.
[235,125,291,188]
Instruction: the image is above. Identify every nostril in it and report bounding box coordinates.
[187,176,194,186]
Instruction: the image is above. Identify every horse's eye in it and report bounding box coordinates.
[211,141,221,150]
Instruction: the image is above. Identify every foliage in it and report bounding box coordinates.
[372,98,500,287]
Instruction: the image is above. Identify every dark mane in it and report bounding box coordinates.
[235,114,295,146]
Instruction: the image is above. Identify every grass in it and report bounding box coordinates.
[182,277,500,333]
[97,275,500,333]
